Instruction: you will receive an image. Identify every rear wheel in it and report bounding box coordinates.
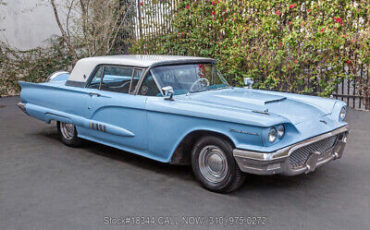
[191,136,245,193]
[57,121,81,147]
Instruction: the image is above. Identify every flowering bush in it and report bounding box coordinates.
[132,0,369,97]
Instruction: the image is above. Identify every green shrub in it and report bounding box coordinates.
[131,0,369,97]
[0,38,73,96]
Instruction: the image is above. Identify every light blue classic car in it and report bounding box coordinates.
[18,55,349,193]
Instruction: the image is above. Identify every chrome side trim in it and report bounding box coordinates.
[229,128,259,136]
[17,102,27,114]
[65,80,86,88]
[233,125,349,176]
[252,109,269,115]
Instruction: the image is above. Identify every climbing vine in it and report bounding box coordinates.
[132,0,369,98]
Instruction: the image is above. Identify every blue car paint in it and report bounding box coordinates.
[80,87,148,150]
[18,75,347,163]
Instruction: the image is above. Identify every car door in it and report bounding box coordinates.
[79,65,148,152]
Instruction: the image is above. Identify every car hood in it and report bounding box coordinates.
[183,88,336,125]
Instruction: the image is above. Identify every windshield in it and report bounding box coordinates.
[150,64,229,95]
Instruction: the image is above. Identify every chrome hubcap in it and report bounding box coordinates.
[60,122,75,140]
[199,145,228,183]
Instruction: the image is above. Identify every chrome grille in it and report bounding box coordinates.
[288,135,338,169]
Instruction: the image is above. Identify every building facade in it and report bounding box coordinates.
[0,0,60,50]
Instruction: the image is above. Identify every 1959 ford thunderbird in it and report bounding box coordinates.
[18,55,349,193]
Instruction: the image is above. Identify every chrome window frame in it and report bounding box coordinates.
[135,69,164,97]
[134,61,220,97]
[85,64,145,95]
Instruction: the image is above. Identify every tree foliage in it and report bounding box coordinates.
[50,0,136,60]
[0,0,136,96]
[0,37,73,96]
[132,0,369,98]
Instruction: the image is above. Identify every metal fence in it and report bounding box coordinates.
[333,66,369,110]
[132,1,369,110]
[134,0,179,40]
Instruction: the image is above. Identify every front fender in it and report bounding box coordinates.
[145,108,265,162]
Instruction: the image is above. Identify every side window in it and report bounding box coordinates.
[139,73,161,96]
[88,66,104,89]
[87,65,142,94]
[101,66,133,93]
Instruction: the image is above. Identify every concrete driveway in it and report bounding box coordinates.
[0,96,369,230]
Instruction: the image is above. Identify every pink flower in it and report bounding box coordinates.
[246,28,249,32]
[185,5,189,10]
[139,1,143,6]
[279,42,283,46]
[289,4,295,9]
[212,1,215,5]
[294,60,298,64]
[307,9,312,13]
[333,17,343,26]
[276,10,281,16]
[345,60,351,64]
[212,11,216,15]
[320,28,325,32]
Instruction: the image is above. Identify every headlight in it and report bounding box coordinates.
[268,127,277,143]
[277,125,285,138]
[339,106,346,121]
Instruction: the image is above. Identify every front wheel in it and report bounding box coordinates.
[57,121,81,147]
[191,136,245,193]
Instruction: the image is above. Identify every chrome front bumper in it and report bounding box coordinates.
[233,126,349,176]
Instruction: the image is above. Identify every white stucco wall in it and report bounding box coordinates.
[0,0,61,50]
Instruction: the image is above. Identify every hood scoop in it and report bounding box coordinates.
[212,93,287,108]
[265,97,287,104]
[186,88,326,125]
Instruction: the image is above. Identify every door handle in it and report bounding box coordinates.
[88,92,101,97]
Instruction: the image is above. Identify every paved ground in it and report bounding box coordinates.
[0,96,369,230]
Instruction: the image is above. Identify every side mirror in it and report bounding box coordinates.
[244,77,254,89]
[162,86,174,101]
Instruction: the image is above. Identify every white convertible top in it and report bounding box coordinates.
[68,55,216,83]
